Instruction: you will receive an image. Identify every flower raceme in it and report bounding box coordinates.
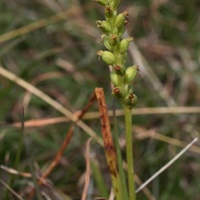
[94,0,139,108]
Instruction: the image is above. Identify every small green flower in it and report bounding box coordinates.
[110,72,122,86]
[102,35,113,51]
[118,37,134,53]
[96,20,112,33]
[124,65,138,83]
[105,6,114,19]
[97,50,116,65]
[124,93,137,107]
[107,35,118,46]
[114,11,129,28]
[112,86,125,99]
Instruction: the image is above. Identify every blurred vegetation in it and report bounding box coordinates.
[0,0,200,199]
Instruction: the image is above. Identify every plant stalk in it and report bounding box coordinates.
[112,104,129,200]
[123,104,136,200]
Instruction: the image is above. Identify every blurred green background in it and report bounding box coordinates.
[0,0,200,199]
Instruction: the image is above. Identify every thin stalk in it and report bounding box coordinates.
[91,160,109,198]
[3,108,25,199]
[24,138,43,200]
[15,108,25,169]
[112,102,129,200]
[123,104,136,200]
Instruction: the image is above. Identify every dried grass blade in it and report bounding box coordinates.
[95,88,122,200]
[0,179,24,200]
[0,66,102,145]
[81,138,92,200]
[136,137,198,193]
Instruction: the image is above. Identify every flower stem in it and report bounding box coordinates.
[123,104,136,200]
[112,105,129,200]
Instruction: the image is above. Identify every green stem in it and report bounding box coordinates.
[112,107,129,200]
[123,104,136,200]
[3,109,25,199]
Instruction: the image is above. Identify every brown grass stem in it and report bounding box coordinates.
[95,88,123,200]
[81,138,92,200]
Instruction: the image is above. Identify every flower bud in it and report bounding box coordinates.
[112,86,125,99]
[107,34,118,46]
[125,93,137,107]
[124,65,138,83]
[96,20,112,33]
[97,50,116,65]
[114,11,128,28]
[118,37,133,53]
[93,0,108,6]
[113,65,125,76]
[105,6,114,19]
[110,72,121,86]
[117,25,125,37]
[102,35,113,51]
